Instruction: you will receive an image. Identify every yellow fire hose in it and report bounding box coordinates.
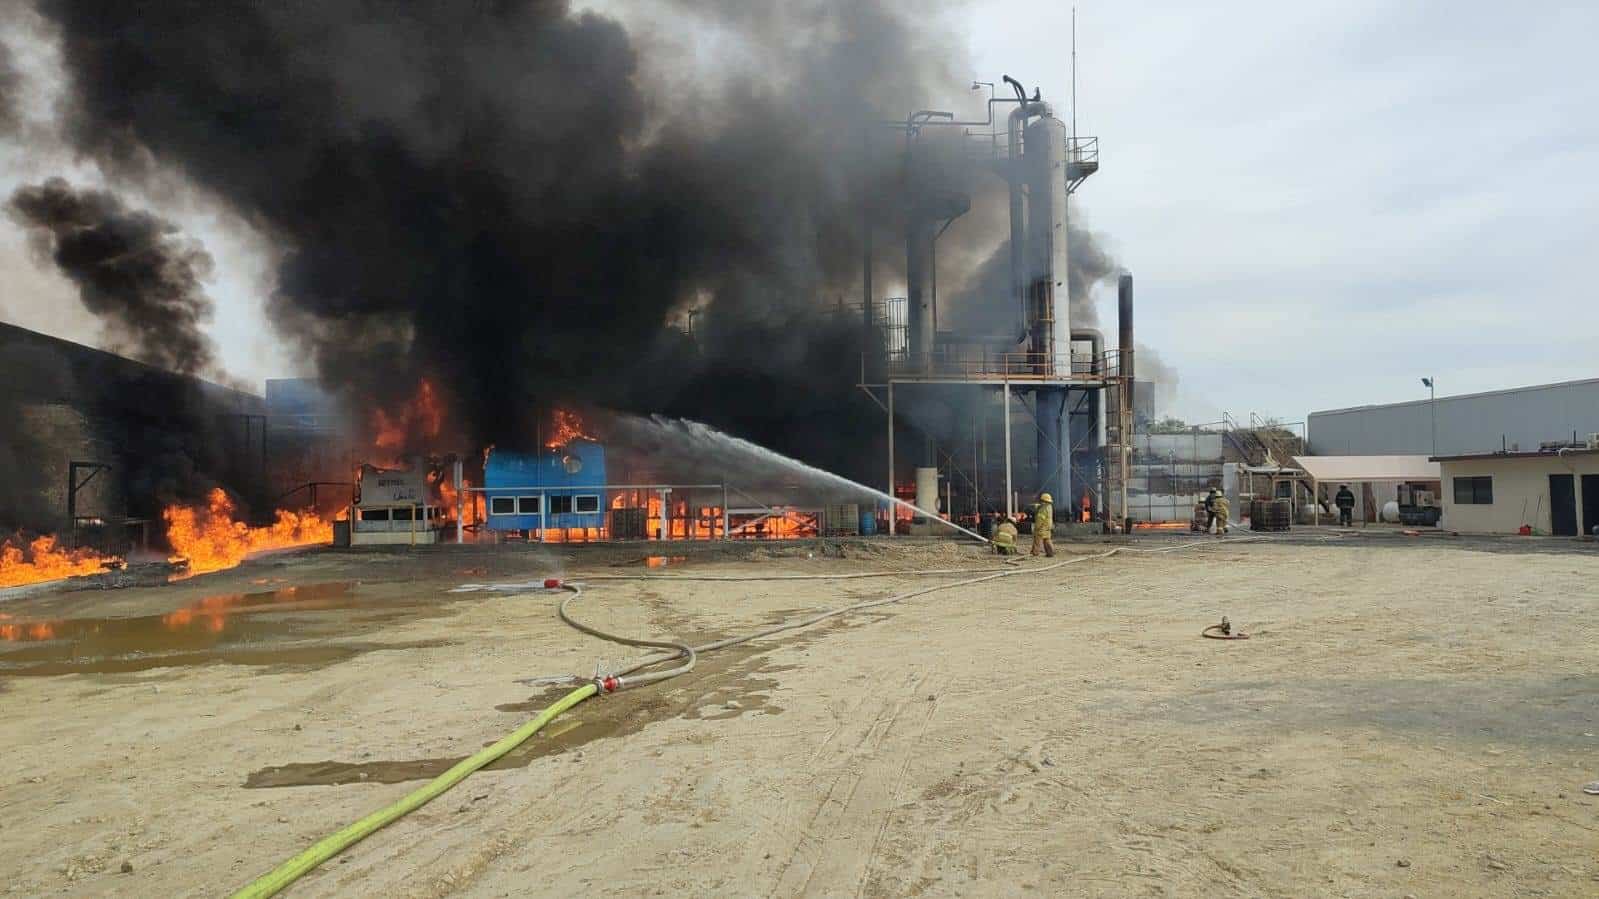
[234,550,1118,896]
[230,682,596,899]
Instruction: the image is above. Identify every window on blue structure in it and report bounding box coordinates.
[549,495,573,514]
[490,497,515,515]
[575,495,600,513]
[518,496,541,515]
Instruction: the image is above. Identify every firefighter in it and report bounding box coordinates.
[1204,486,1221,533]
[1211,491,1230,535]
[1335,484,1356,527]
[992,516,1019,555]
[1031,492,1055,558]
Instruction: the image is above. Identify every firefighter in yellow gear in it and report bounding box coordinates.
[1031,492,1055,557]
[992,517,1019,555]
[1211,493,1231,535]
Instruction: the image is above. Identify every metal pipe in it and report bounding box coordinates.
[886,382,895,535]
[1117,273,1134,528]
[1007,103,1031,343]
[1003,380,1014,519]
[1118,273,1135,381]
[453,458,464,544]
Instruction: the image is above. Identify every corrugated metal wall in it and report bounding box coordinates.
[1308,379,1599,457]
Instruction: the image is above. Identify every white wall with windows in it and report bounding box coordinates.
[1438,452,1599,535]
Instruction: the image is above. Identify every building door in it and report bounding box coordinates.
[1582,474,1599,537]
[1548,474,1577,536]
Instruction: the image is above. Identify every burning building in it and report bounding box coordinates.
[2,3,1175,552]
[483,442,608,542]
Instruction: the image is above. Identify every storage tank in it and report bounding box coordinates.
[914,467,939,520]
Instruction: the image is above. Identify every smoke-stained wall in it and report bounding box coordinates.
[0,323,264,536]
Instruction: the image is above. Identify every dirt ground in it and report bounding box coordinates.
[2,533,1597,897]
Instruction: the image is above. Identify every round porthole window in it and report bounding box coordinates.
[562,454,583,474]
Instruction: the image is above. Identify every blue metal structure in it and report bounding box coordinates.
[484,442,608,534]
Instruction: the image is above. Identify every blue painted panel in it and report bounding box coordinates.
[484,442,608,532]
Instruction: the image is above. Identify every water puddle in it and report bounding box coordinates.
[0,581,450,676]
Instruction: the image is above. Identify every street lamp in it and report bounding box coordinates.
[1421,377,1436,456]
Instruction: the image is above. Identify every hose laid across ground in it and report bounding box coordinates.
[555,550,1118,689]
[234,549,1118,896]
[230,682,596,899]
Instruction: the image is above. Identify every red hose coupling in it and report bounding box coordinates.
[543,577,562,589]
[598,675,621,694]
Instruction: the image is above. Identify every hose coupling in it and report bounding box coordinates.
[595,675,622,694]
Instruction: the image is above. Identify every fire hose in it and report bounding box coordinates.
[1202,616,1249,640]
[232,550,1116,897]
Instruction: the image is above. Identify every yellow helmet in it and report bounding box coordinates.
[1039,492,1052,504]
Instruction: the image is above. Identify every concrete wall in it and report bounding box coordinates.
[1438,454,1599,535]
[1309,379,1599,457]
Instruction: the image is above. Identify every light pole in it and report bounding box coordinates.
[1421,377,1436,456]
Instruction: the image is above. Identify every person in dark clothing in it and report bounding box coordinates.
[1203,486,1220,533]
[1335,484,1356,526]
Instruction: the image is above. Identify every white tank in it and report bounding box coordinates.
[1025,108,1070,371]
[914,467,939,519]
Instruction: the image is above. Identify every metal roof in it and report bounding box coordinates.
[1430,447,1599,463]
[1309,376,1599,417]
[1290,455,1440,482]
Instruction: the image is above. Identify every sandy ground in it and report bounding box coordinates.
[2,534,1597,897]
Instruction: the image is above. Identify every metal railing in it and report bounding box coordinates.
[875,349,1124,381]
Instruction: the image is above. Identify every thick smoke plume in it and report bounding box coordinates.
[945,216,1120,334]
[30,0,965,477]
[8,177,219,378]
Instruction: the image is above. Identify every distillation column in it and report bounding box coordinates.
[1025,104,1072,514]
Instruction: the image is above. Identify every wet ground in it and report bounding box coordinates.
[0,580,454,676]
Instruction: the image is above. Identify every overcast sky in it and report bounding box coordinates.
[2,1,1595,426]
[963,0,1599,425]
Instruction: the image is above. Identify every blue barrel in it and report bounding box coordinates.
[859,509,878,535]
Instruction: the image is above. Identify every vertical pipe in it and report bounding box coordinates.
[887,382,895,535]
[453,459,464,544]
[1003,381,1014,519]
[722,483,729,541]
[1117,273,1134,528]
[1007,105,1030,337]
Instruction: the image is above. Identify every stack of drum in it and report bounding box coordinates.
[1249,498,1292,532]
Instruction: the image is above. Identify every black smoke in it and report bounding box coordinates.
[29,1,969,480]
[8,177,220,378]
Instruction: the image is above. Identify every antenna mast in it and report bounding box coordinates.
[1071,6,1078,140]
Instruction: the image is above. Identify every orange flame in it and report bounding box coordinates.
[372,379,444,452]
[546,408,595,449]
[163,488,333,576]
[0,534,121,588]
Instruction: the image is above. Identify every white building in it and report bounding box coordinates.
[1309,378,1599,457]
[1435,448,1599,536]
